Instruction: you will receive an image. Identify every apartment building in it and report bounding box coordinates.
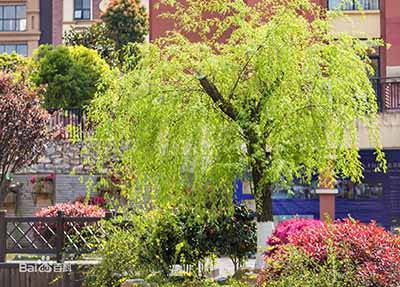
[0,0,40,56]
[0,0,111,55]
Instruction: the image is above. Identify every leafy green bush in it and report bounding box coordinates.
[84,204,256,286]
[32,45,110,109]
[214,204,256,273]
[0,52,30,76]
[258,245,361,287]
[83,224,139,287]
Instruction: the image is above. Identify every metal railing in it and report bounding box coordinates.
[47,108,86,142]
[0,210,112,263]
[370,77,400,112]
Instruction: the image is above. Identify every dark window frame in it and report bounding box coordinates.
[0,5,26,32]
[327,0,380,10]
[74,0,91,20]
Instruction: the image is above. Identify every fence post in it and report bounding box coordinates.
[56,210,65,263]
[0,210,6,262]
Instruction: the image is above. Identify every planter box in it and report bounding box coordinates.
[32,181,55,205]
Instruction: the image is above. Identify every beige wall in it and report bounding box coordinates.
[387,66,400,77]
[358,113,400,149]
[330,11,381,38]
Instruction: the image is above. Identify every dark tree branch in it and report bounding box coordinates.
[198,75,237,121]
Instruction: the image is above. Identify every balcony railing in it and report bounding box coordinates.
[371,77,400,112]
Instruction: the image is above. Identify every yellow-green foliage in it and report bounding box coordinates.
[86,0,385,218]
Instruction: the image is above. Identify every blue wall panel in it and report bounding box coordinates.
[235,149,400,230]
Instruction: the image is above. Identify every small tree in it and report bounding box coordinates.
[101,0,148,50]
[64,0,147,68]
[32,45,110,109]
[0,74,49,205]
[87,0,385,265]
[215,204,256,273]
[64,23,118,67]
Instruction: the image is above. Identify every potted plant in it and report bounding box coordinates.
[31,173,56,205]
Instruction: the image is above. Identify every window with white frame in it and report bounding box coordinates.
[0,5,26,31]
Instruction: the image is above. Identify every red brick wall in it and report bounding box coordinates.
[383,0,400,69]
[92,0,103,20]
[52,0,63,45]
[149,0,328,41]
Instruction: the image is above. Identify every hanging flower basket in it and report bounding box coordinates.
[31,173,56,205]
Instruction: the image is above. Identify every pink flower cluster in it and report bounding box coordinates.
[30,173,56,184]
[266,217,322,255]
[35,201,105,218]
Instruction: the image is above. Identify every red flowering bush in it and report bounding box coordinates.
[35,202,106,244]
[259,219,400,287]
[266,218,322,254]
[36,202,105,218]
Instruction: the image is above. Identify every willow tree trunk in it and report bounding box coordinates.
[251,157,274,269]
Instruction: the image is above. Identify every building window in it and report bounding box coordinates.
[74,0,91,20]
[0,5,26,31]
[0,43,28,56]
[328,0,379,10]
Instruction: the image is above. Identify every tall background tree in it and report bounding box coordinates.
[64,0,148,68]
[0,74,49,205]
[86,0,385,266]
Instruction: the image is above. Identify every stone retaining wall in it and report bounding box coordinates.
[6,140,97,216]
[20,140,88,174]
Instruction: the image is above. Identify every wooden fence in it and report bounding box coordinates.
[0,262,88,287]
[0,210,112,263]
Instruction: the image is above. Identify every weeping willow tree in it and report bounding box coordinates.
[86,0,384,234]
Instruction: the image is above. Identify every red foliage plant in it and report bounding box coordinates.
[0,74,49,203]
[266,217,322,254]
[35,202,105,218]
[260,219,400,287]
[34,202,106,241]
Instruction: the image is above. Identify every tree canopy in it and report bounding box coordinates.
[86,0,385,219]
[0,74,49,204]
[32,45,110,109]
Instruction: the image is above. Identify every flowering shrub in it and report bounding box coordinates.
[266,218,322,254]
[259,219,400,287]
[35,202,106,244]
[35,202,105,218]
